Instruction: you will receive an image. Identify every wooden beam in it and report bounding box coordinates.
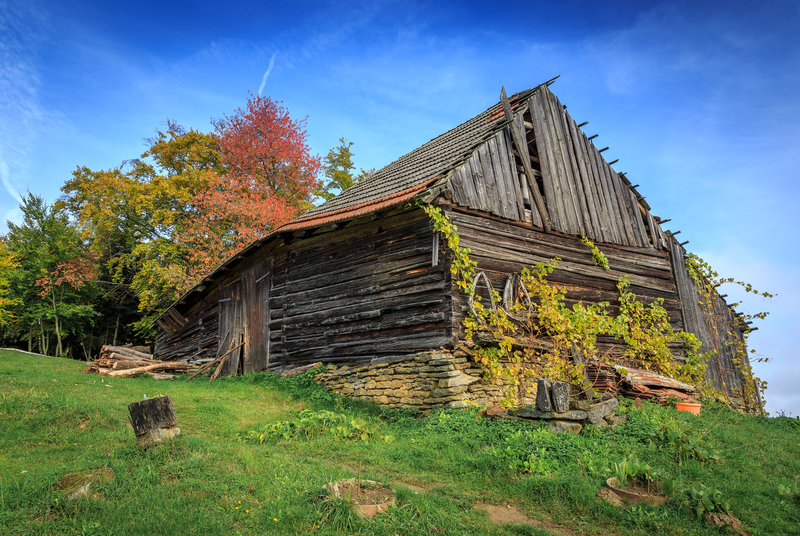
[500,86,551,232]
[544,74,561,86]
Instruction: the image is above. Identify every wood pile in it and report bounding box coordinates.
[585,362,698,405]
[86,345,199,379]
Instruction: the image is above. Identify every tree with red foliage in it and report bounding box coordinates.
[177,94,322,276]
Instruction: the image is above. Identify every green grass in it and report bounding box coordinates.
[1,349,798,535]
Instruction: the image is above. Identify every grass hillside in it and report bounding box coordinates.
[1,349,798,535]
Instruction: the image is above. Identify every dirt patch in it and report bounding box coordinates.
[615,478,664,498]
[474,502,578,536]
[333,480,395,505]
[704,512,749,535]
[596,487,625,507]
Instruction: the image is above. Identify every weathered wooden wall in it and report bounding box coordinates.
[154,290,221,362]
[267,206,453,370]
[445,205,685,362]
[449,127,528,223]
[447,85,667,250]
[153,82,752,402]
[668,238,752,403]
[154,242,279,365]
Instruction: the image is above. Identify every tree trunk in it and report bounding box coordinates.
[127,396,180,450]
[39,319,49,356]
[112,313,120,346]
[27,327,32,353]
[50,292,63,358]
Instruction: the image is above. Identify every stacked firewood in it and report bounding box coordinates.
[86,345,199,378]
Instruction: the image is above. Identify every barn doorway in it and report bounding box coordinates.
[218,258,272,376]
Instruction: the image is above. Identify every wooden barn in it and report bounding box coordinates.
[152,82,756,410]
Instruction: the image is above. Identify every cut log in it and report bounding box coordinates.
[107,352,160,362]
[127,396,180,450]
[112,360,154,370]
[108,362,191,378]
[102,345,153,360]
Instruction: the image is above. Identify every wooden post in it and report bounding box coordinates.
[127,396,180,450]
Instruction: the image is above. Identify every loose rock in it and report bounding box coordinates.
[551,381,570,413]
[548,420,583,434]
[586,397,619,426]
[517,408,588,421]
[536,378,553,412]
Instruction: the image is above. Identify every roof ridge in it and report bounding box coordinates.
[303,86,540,218]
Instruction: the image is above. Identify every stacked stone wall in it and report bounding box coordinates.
[314,349,513,409]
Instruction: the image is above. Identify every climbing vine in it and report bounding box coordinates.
[420,202,708,407]
[581,234,609,271]
[685,253,772,412]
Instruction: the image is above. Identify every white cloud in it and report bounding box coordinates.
[257,51,278,96]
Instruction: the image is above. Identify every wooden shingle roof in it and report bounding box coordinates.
[297,87,538,221]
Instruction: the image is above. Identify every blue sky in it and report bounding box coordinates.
[2,0,798,414]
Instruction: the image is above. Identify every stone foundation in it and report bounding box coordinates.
[314,349,520,409]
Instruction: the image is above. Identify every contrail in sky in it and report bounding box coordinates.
[257,52,278,96]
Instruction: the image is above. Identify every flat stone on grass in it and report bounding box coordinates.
[517,408,588,421]
[548,420,583,434]
[51,468,114,501]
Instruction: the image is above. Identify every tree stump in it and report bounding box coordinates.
[128,396,180,449]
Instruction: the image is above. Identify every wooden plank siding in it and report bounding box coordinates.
[668,237,752,402]
[151,83,753,406]
[155,205,454,373]
[446,85,658,252]
[154,290,221,362]
[446,128,525,222]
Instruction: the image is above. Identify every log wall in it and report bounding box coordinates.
[445,205,685,362]
[268,206,453,370]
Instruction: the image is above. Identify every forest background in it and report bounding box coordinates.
[0,0,797,415]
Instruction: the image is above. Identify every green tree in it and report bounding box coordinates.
[0,236,19,327]
[5,193,97,356]
[315,137,374,201]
